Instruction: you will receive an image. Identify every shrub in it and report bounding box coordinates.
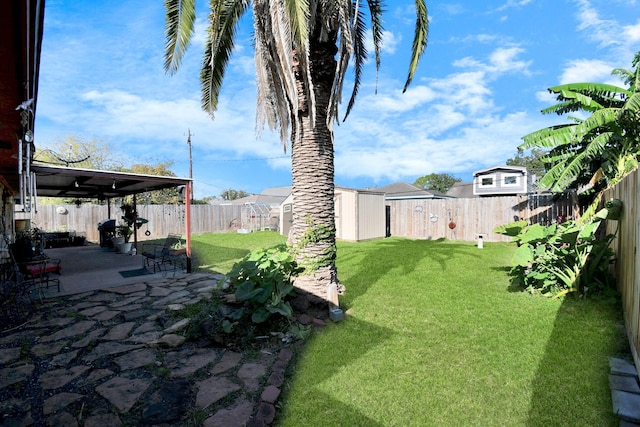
[227,244,302,324]
[494,200,621,297]
[179,244,309,348]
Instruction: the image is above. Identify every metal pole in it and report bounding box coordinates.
[185,181,192,273]
[187,129,193,202]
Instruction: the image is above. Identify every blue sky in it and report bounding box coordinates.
[35,0,640,199]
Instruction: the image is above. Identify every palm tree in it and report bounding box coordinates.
[164,1,429,303]
[520,52,640,198]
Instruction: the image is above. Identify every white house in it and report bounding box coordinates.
[472,165,529,196]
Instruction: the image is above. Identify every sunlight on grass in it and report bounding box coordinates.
[185,233,627,425]
[191,231,285,274]
[278,238,627,426]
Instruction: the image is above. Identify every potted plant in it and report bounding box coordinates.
[115,225,133,253]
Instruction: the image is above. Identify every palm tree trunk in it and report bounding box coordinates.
[289,36,339,303]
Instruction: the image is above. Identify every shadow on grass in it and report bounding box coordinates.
[526,295,627,426]
[277,315,393,426]
[338,238,480,303]
[190,242,249,273]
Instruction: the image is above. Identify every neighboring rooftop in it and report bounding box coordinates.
[220,185,291,206]
[473,165,527,176]
[376,182,454,200]
[446,181,475,198]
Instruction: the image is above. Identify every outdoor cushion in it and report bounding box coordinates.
[26,262,61,276]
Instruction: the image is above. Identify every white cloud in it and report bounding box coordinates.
[364,30,400,57]
[441,4,466,15]
[559,59,617,84]
[535,90,556,103]
[381,31,400,55]
[572,0,640,60]
[623,20,640,42]
[495,0,533,12]
[192,16,210,48]
[329,46,547,184]
[454,47,531,75]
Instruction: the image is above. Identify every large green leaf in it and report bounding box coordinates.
[548,83,630,101]
[578,220,601,240]
[251,307,271,324]
[235,281,262,302]
[520,124,575,149]
[519,224,547,243]
[512,244,534,267]
[267,301,293,317]
[493,220,529,236]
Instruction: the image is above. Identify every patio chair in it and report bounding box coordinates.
[141,234,183,274]
[9,242,62,300]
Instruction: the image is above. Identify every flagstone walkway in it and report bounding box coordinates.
[0,272,311,426]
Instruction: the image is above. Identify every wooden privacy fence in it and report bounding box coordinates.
[603,169,640,373]
[387,194,577,242]
[17,194,577,244]
[15,204,244,243]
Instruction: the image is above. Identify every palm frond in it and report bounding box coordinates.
[547,150,589,192]
[623,92,640,113]
[327,0,355,128]
[403,0,428,92]
[284,0,310,48]
[575,107,619,136]
[342,8,368,121]
[367,0,384,83]
[163,0,196,74]
[541,100,587,116]
[583,131,612,160]
[200,0,249,115]
[548,83,630,103]
[520,124,576,149]
[254,1,294,146]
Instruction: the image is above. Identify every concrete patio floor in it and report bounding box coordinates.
[41,244,176,297]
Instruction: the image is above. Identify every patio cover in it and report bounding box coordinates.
[31,164,191,199]
[30,163,193,272]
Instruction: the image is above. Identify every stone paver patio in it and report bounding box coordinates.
[0,272,305,426]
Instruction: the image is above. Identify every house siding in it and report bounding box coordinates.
[473,168,528,196]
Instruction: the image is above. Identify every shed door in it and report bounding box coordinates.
[385,205,391,237]
[282,203,293,237]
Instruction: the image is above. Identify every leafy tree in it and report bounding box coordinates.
[35,136,182,205]
[519,52,640,199]
[34,136,126,170]
[221,189,249,201]
[506,148,548,178]
[200,195,220,204]
[413,173,461,193]
[164,0,429,301]
[126,162,180,204]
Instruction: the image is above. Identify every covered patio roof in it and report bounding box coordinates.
[31,163,191,199]
[30,163,194,273]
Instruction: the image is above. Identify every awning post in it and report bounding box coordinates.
[185,182,192,273]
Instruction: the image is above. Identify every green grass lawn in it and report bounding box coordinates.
[190,232,628,426]
[191,231,287,273]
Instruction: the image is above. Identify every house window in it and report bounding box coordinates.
[503,174,520,187]
[479,174,496,188]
